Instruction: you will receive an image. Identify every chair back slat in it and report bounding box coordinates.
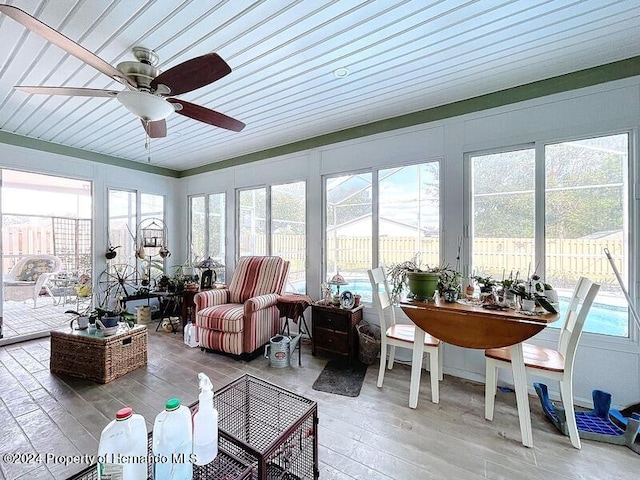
[558,276,600,369]
[367,267,396,332]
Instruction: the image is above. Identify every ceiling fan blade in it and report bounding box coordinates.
[151,53,231,96]
[15,86,119,97]
[0,5,135,87]
[168,99,245,132]
[141,119,167,138]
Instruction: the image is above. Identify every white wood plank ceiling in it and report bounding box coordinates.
[0,0,639,171]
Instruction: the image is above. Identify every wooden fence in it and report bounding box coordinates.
[2,225,54,271]
[317,235,622,285]
[6,228,621,285]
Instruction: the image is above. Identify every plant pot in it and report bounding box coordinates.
[407,271,439,301]
[95,317,119,336]
[69,315,89,330]
[442,288,460,303]
[100,315,120,328]
[521,299,536,312]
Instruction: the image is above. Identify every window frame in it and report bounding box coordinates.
[463,130,637,345]
[107,188,166,281]
[235,180,308,293]
[187,192,226,265]
[322,159,442,300]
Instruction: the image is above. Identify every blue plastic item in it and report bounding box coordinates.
[533,382,640,454]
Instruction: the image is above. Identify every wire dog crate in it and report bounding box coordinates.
[215,374,319,480]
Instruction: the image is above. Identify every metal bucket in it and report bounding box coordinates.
[265,334,301,368]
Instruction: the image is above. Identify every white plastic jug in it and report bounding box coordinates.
[153,398,193,480]
[97,407,147,480]
[183,319,198,348]
[192,373,218,465]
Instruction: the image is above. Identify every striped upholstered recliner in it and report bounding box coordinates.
[194,256,290,358]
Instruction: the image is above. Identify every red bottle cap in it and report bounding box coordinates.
[116,407,133,420]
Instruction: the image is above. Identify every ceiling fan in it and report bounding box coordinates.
[0,4,245,138]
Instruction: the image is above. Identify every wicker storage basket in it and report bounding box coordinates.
[356,320,381,365]
[50,325,147,384]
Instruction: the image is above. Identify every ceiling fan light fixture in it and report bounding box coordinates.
[116,90,174,121]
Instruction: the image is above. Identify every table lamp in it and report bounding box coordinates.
[195,257,224,290]
[328,271,349,302]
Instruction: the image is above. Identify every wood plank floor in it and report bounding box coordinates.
[0,327,638,479]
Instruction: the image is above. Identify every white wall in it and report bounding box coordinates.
[182,76,640,408]
[0,143,180,303]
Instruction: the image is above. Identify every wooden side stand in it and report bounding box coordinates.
[311,303,363,363]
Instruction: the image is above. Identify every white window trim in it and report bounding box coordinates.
[463,132,638,346]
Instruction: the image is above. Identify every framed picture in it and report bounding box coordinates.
[200,269,213,290]
[339,290,355,309]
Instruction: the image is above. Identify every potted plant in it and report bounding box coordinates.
[64,308,91,330]
[511,281,536,311]
[105,245,120,260]
[473,275,497,293]
[511,273,544,312]
[438,266,462,303]
[156,274,171,292]
[387,254,447,302]
[495,273,515,307]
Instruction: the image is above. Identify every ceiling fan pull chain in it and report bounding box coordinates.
[145,124,152,163]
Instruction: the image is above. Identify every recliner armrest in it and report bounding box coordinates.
[244,293,280,314]
[195,289,230,310]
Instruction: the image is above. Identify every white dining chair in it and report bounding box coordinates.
[484,276,600,449]
[367,267,442,405]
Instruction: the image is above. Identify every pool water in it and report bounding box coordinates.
[556,298,628,337]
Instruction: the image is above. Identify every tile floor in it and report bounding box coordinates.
[0,326,638,479]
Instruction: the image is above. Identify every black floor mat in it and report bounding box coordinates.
[312,359,367,397]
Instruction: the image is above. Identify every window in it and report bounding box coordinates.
[238,188,266,256]
[272,182,306,292]
[141,193,165,281]
[1,170,92,280]
[468,133,630,337]
[108,189,137,269]
[108,189,165,284]
[237,182,306,292]
[189,193,226,283]
[469,148,535,277]
[544,135,629,337]
[325,162,440,301]
[190,196,205,264]
[379,164,440,268]
[325,173,372,296]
